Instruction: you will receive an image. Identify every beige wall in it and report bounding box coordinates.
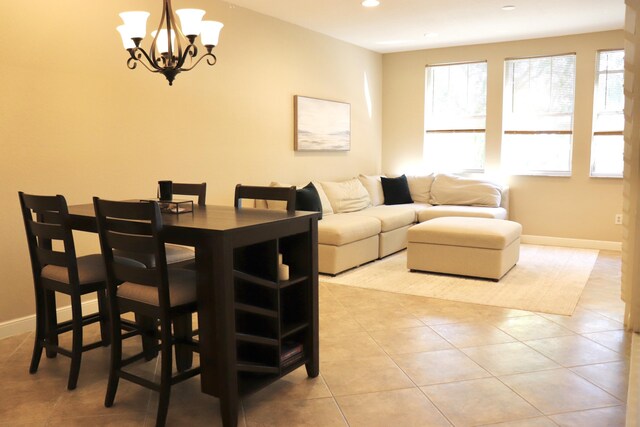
[382,31,624,242]
[0,1,382,324]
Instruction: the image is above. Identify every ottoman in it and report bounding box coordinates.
[407,217,522,280]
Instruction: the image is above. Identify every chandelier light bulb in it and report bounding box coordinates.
[201,21,224,47]
[116,25,136,49]
[119,11,150,39]
[176,8,206,38]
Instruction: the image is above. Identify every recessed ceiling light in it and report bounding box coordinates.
[362,0,380,8]
[423,32,439,38]
[502,5,516,11]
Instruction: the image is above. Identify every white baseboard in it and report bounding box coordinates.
[521,235,622,251]
[0,299,99,340]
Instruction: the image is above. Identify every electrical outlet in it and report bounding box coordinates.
[615,214,623,225]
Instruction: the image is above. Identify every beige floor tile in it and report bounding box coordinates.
[392,349,490,386]
[570,360,629,400]
[480,417,558,427]
[461,342,560,376]
[539,308,623,334]
[499,368,621,414]
[548,405,626,427]
[320,309,366,338]
[45,413,149,427]
[369,326,453,354]
[524,335,623,367]
[422,378,541,426]
[243,397,347,426]
[320,355,414,396]
[0,331,31,362]
[492,315,575,341]
[431,322,518,348]
[240,366,332,402]
[319,332,387,362]
[582,330,632,356]
[350,307,424,331]
[336,388,452,427]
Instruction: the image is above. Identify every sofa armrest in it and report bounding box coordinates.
[500,185,510,218]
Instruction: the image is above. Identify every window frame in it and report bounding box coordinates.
[424,60,488,174]
[501,53,577,177]
[590,48,624,179]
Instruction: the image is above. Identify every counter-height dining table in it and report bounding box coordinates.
[68,202,320,427]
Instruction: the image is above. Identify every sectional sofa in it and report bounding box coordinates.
[265,174,509,275]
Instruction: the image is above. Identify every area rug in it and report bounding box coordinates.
[321,244,599,315]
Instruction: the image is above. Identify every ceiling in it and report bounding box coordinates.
[225,0,625,53]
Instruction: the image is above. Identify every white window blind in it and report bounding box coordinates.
[502,54,576,176]
[591,49,624,178]
[424,61,487,172]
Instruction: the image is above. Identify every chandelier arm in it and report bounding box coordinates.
[179,52,217,72]
[132,47,164,72]
[174,44,199,69]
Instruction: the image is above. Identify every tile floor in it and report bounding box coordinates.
[0,250,631,426]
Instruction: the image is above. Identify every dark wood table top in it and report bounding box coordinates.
[68,203,319,234]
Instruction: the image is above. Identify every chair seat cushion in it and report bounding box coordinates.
[41,254,145,285]
[114,244,195,268]
[118,268,197,307]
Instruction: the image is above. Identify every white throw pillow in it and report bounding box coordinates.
[358,174,385,206]
[429,174,502,207]
[320,178,371,213]
[311,181,334,216]
[406,174,435,204]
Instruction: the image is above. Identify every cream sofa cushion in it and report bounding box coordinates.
[418,205,507,222]
[350,205,417,232]
[318,214,381,246]
[358,174,385,206]
[406,174,435,204]
[321,178,371,213]
[429,174,502,207]
[311,180,334,216]
[408,217,521,250]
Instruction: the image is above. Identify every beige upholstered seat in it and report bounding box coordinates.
[41,255,145,284]
[118,269,197,307]
[407,217,522,280]
[350,205,417,232]
[115,245,195,268]
[417,205,508,222]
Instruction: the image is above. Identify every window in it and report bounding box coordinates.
[424,61,487,173]
[502,54,576,176]
[591,49,624,178]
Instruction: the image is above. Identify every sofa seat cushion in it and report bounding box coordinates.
[418,205,507,222]
[408,217,522,250]
[318,214,381,246]
[350,205,417,232]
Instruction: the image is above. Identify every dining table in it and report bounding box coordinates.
[67,202,320,427]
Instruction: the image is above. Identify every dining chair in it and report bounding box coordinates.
[114,182,207,268]
[93,197,200,427]
[18,191,111,390]
[234,184,296,212]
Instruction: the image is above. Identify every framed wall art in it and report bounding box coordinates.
[294,95,351,151]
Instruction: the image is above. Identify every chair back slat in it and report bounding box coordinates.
[106,230,157,255]
[234,184,296,212]
[29,221,67,241]
[36,247,68,267]
[19,192,79,284]
[94,197,170,309]
[172,182,206,206]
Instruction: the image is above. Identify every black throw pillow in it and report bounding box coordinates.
[295,182,323,219]
[381,174,414,205]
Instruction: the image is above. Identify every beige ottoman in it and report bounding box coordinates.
[407,217,522,280]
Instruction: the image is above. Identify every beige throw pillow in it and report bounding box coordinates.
[321,178,371,213]
[429,174,502,207]
[358,174,385,206]
[406,174,435,204]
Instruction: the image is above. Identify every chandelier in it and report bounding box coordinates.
[116,0,223,85]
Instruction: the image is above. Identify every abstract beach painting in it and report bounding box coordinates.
[294,96,351,151]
